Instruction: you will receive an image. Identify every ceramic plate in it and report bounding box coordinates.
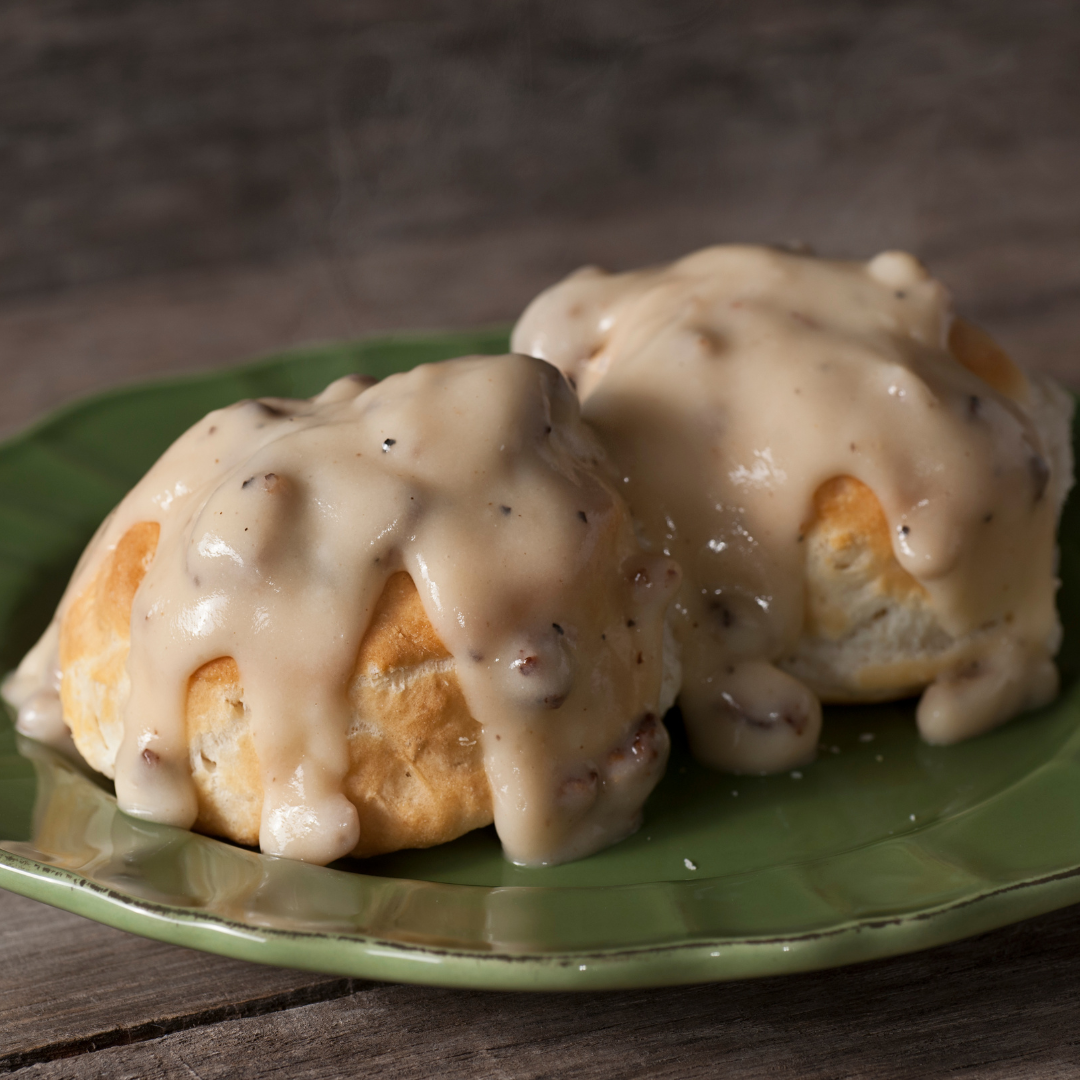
[2,330,1080,991]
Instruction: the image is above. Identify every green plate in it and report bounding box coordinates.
[2,330,1080,991]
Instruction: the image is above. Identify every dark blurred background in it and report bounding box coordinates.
[3,0,1078,434]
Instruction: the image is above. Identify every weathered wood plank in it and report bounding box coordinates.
[3,0,1079,303]
[10,902,1080,1079]
[1,211,1078,445]
[2,0,1080,438]
[0,889,362,1071]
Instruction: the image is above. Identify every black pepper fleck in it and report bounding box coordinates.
[626,619,636,628]
[382,438,396,452]
[500,505,511,516]
[577,511,588,523]
[552,623,564,635]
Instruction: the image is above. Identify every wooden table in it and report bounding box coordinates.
[3,3,1080,1075]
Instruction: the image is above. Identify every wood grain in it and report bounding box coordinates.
[5,890,1080,1078]
[4,0,1079,301]
[2,0,1080,437]
[0,890,363,1072]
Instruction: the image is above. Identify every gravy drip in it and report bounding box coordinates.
[8,355,678,866]
[512,245,1073,766]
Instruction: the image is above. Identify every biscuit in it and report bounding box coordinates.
[60,523,493,858]
[783,320,1065,706]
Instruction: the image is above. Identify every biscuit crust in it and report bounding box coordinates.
[786,475,952,702]
[783,322,1038,703]
[59,525,493,858]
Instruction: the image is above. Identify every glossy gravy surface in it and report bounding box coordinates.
[7,355,678,865]
[512,246,1073,769]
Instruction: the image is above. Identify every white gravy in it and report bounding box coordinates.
[5,355,679,866]
[512,245,1073,770]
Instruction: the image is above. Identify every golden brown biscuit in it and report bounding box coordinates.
[783,321,1037,704]
[60,519,160,775]
[787,474,950,702]
[948,316,1028,401]
[59,523,493,858]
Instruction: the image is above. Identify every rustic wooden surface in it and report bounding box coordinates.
[5,886,1080,1078]
[3,1,1080,1075]
[3,0,1080,436]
